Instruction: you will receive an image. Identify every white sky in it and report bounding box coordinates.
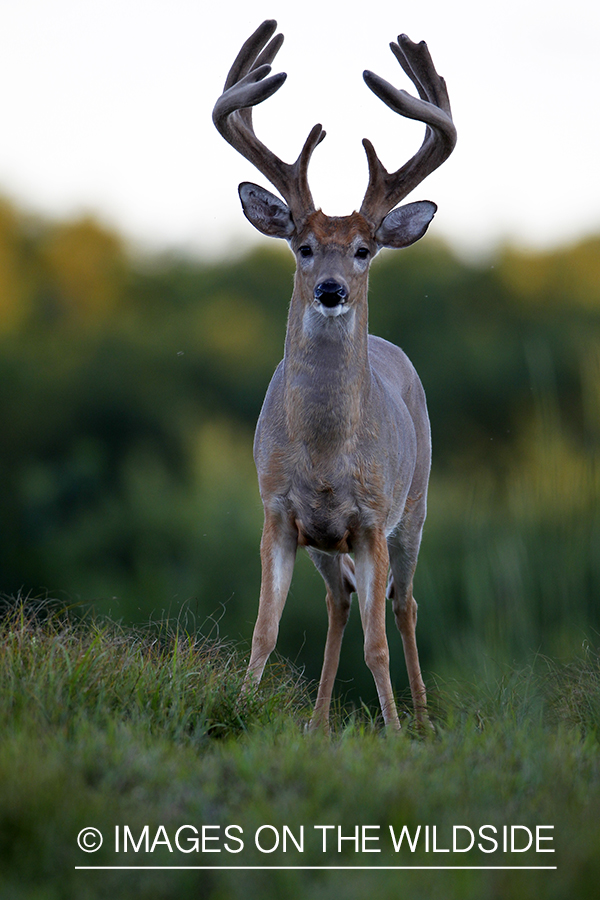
[0,0,598,259]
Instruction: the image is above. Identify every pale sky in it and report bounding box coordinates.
[0,0,598,259]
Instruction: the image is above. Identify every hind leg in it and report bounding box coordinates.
[387,496,430,728]
[308,550,356,731]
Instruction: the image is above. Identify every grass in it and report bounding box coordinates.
[1,597,599,899]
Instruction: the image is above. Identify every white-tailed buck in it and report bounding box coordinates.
[213,20,456,730]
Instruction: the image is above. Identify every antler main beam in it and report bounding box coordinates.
[212,20,326,224]
[359,34,457,227]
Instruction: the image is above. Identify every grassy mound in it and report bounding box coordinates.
[1,598,599,899]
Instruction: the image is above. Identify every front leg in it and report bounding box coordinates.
[355,530,401,730]
[243,511,298,691]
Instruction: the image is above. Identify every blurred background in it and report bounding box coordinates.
[0,0,599,702]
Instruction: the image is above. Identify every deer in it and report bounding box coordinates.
[212,19,456,731]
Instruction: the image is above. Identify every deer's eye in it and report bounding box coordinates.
[355,247,370,260]
[299,245,313,258]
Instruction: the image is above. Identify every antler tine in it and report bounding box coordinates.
[213,20,325,224]
[223,19,280,91]
[359,34,457,227]
[390,37,451,113]
[236,30,285,132]
[226,20,284,129]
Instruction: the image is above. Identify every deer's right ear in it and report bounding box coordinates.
[238,182,295,239]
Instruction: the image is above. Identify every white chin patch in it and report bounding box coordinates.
[316,301,349,318]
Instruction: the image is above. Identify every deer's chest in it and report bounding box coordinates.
[284,453,385,552]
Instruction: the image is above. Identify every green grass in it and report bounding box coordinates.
[1,598,599,899]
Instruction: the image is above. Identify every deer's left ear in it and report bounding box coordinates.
[239,182,295,238]
[375,200,437,249]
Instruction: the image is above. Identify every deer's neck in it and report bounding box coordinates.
[282,289,371,450]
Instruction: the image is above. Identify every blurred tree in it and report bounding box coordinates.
[0,199,34,332]
[0,194,599,697]
[38,216,127,325]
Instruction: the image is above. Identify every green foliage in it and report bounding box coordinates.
[1,603,599,899]
[0,197,600,702]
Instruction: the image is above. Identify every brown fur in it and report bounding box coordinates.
[297,210,374,247]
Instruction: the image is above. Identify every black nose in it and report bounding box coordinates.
[314,280,348,307]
